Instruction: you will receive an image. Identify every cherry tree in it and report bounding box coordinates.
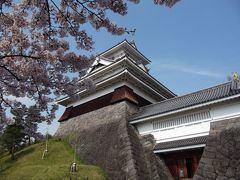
[0,0,178,134]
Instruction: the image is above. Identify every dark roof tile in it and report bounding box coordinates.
[130,82,240,121]
[154,136,208,151]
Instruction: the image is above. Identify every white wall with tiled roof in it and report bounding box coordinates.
[135,99,240,144]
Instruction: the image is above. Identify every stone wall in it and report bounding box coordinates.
[194,117,240,180]
[140,134,174,180]
[55,101,172,180]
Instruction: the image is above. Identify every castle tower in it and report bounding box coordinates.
[57,39,175,123]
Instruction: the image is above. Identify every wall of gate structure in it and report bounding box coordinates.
[194,117,240,180]
[136,101,240,143]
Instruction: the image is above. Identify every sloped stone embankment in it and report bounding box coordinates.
[55,101,172,180]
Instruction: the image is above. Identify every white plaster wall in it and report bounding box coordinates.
[152,121,210,143]
[135,99,240,143]
[135,122,152,134]
[211,101,240,121]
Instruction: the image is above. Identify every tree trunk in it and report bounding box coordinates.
[11,145,15,160]
[28,135,31,146]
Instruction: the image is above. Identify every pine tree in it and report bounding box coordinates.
[1,124,25,160]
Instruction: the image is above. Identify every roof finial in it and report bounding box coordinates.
[231,72,240,91]
[233,72,239,81]
[125,28,136,42]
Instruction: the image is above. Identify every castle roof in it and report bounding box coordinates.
[130,81,240,123]
[57,40,176,107]
[154,136,208,153]
[99,39,151,65]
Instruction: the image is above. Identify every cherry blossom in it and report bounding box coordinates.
[0,0,178,135]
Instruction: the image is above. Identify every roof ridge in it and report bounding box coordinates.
[99,39,128,56]
[139,81,231,111]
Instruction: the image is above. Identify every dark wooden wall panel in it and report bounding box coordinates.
[59,86,151,122]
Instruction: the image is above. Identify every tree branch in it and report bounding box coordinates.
[49,0,74,27]
[0,93,24,123]
[0,54,40,60]
[75,0,103,21]
[44,0,52,30]
[0,65,20,81]
[62,0,86,19]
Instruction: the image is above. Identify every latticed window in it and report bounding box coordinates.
[153,111,211,130]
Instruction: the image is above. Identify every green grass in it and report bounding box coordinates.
[0,139,107,180]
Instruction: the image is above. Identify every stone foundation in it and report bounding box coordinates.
[140,134,174,180]
[194,117,240,180]
[55,101,172,180]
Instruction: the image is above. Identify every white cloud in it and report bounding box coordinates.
[153,61,224,78]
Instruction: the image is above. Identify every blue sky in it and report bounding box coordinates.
[39,0,240,134]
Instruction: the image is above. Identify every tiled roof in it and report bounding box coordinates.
[130,82,240,122]
[154,136,208,151]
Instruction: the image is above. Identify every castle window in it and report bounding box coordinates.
[153,111,211,130]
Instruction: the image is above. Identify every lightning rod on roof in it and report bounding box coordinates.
[125,28,136,42]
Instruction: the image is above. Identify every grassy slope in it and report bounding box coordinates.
[0,139,107,180]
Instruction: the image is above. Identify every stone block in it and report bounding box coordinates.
[204,151,216,159]
[221,160,229,168]
[216,175,228,180]
[193,174,204,180]
[232,151,240,159]
[201,157,213,165]
[205,146,216,153]
[226,167,235,178]
[229,159,239,168]
[220,147,229,157]
[216,152,225,159]
[203,165,215,173]
[235,172,240,180]
[203,171,216,179]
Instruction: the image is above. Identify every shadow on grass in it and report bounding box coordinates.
[7,146,35,162]
[0,163,12,175]
[0,153,9,160]
[0,146,35,174]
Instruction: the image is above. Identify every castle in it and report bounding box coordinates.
[56,40,240,180]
